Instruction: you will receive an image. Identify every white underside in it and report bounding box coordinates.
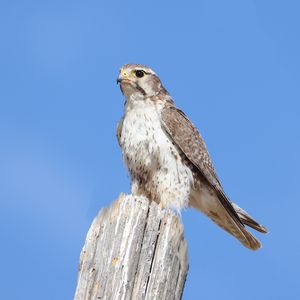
[120,97,193,211]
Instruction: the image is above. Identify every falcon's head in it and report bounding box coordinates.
[117,64,164,98]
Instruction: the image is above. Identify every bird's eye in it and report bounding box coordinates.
[135,70,145,78]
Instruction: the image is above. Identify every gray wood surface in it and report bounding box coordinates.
[74,194,188,300]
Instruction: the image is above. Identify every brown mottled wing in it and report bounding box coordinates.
[161,106,243,224]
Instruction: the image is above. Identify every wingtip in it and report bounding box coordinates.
[259,224,268,234]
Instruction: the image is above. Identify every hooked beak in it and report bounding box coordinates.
[117,69,130,85]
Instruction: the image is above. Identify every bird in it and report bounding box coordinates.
[116,63,267,250]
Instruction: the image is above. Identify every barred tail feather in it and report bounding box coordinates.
[207,205,262,250]
[190,190,264,250]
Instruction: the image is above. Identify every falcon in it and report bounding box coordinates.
[116,64,267,250]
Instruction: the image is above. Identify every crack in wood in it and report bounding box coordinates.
[74,194,188,300]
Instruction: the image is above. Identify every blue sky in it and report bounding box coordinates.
[0,1,299,299]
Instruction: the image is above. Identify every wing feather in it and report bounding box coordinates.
[161,106,243,225]
[116,116,124,147]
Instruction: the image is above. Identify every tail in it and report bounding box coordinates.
[209,208,264,250]
[190,190,267,250]
[231,202,268,233]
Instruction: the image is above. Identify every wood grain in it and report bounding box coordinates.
[74,194,188,300]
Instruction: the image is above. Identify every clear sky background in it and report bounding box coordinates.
[1,1,299,299]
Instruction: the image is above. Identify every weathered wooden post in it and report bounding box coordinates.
[74,193,188,300]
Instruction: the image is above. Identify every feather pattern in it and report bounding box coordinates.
[116,63,267,250]
[160,106,266,250]
[161,107,242,222]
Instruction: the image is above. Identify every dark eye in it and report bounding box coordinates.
[135,70,145,78]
